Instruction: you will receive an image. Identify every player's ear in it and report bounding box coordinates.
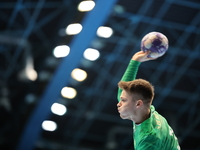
[136,100,143,108]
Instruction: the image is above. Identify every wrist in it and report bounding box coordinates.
[131,57,141,62]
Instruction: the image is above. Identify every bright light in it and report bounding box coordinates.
[97,26,113,38]
[42,120,57,131]
[83,48,100,61]
[78,0,95,12]
[71,68,87,82]
[53,45,70,58]
[51,103,67,116]
[61,87,77,99]
[25,68,38,81]
[21,57,38,81]
[66,23,82,35]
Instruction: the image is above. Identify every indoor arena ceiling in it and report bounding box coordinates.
[0,0,200,150]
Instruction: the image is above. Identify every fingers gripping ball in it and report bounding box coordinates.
[141,32,169,58]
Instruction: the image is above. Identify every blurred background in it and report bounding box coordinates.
[0,0,200,150]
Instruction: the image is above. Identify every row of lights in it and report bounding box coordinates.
[41,0,114,132]
[53,46,100,61]
[24,0,113,82]
[65,24,113,38]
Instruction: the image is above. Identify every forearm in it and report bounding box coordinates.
[117,60,141,101]
[121,60,141,82]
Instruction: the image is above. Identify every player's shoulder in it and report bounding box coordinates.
[150,106,174,139]
[151,106,169,128]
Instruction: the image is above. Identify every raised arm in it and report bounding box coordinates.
[117,51,156,101]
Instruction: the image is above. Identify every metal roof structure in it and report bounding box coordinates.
[0,0,200,150]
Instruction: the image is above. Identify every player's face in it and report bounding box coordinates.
[117,90,136,120]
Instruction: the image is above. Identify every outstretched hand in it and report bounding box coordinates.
[132,51,157,62]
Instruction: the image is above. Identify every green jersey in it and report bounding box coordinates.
[118,60,180,150]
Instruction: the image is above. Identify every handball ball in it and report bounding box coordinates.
[141,32,169,58]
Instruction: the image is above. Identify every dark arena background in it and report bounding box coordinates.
[0,0,200,150]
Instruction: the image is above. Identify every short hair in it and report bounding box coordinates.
[118,79,154,104]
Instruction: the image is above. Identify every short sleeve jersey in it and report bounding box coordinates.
[118,60,180,150]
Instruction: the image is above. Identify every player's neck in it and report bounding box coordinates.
[134,107,150,125]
